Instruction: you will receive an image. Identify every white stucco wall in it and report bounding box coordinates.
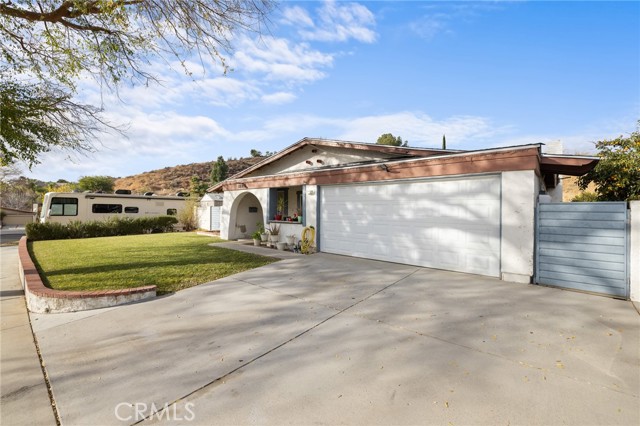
[546,178,564,203]
[305,185,318,248]
[630,201,640,302]
[272,222,305,244]
[220,189,269,240]
[501,170,539,283]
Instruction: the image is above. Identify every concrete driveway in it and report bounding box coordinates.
[31,250,639,425]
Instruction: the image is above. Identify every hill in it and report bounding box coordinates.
[113,156,265,195]
[561,175,596,202]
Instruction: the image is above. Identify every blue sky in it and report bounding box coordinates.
[28,1,640,182]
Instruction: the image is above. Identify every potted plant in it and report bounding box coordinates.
[285,234,296,246]
[276,241,287,251]
[268,223,280,245]
[251,230,262,246]
[275,195,285,221]
[257,222,268,242]
[296,208,303,223]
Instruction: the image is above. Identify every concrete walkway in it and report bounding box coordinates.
[29,251,639,426]
[0,245,56,425]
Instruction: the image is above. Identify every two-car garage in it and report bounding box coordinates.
[319,174,502,277]
[217,140,628,298]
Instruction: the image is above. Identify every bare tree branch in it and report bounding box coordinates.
[0,0,274,167]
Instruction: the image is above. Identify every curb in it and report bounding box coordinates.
[17,237,156,313]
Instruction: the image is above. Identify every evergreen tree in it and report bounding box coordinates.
[210,156,229,185]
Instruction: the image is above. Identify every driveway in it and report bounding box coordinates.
[31,250,639,425]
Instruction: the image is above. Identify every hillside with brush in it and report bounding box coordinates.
[113,156,264,195]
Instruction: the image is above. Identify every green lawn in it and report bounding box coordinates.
[29,233,279,294]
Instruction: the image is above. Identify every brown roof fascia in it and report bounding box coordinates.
[207,137,459,192]
[220,146,541,191]
[540,155,599,176]
[1,207,34,214]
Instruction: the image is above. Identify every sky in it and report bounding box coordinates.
[25,0,640,183]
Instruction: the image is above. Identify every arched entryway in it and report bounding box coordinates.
[228,192,265,240]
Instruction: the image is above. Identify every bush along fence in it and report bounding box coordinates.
[26,216,178,241]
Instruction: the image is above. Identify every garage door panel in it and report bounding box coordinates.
[467,253,496,272]
[466,230,499,249]
[320,176,501,277]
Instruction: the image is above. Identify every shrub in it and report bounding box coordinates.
[177,198,199,231]
[26,222,70,241]
[572,192,599,202]
[26,216,179,241]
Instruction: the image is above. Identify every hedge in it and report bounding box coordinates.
[26,216,179,241]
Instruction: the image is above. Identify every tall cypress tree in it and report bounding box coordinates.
[210,156,229,185]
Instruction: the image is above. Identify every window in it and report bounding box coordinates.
[296,191,303,212]
[276,189,288,215]
[92,204,122,214]
[50,197,78,216]
[124,207,139,214]
[166,209,178,215]
[268,186,304,221]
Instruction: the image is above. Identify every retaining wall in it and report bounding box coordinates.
[18,237,156,313]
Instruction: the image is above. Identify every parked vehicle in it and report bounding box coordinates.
[40,192,187,224]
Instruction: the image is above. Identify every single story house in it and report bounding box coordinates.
[208,138,597,284]
[0,206,35,227]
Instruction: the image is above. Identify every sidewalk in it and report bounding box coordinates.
[0,245,56,425]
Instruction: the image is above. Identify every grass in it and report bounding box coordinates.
[29,233,279,294]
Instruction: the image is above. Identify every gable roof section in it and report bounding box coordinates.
[210,144,541,192]
[220,138,458,180]
[208,139,599,193]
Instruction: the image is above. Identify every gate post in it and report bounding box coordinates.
[630,201,640,302]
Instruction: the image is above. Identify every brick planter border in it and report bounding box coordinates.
[18,236,156,313]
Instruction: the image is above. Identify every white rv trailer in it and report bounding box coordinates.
[40,192,188,224]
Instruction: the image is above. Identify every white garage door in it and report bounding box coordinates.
[320,175,501,277]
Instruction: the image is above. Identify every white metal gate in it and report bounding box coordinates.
[535,202,629,298]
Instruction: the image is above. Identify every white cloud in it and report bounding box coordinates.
[30,107,628,183]
[283,1,377,43]
[73,33,333,113]
[229,111,505,149]
[409,16,451,41]
[232,36,334,83]
[281,6,314,28]
[29,107,231,181]
[334,112,505,148]
[188,78,261,107]
[261,91,297,105]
